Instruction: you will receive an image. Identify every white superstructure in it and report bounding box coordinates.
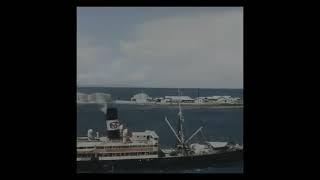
[77,130,159,161]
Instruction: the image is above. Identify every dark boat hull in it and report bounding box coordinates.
[77,149,243,173]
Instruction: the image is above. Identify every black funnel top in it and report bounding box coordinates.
[106,108,118,120]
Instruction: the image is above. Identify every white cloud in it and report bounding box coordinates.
[77,8,243,88]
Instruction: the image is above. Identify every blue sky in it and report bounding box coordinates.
[77,7,243,88]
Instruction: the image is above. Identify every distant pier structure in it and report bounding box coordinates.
[77,89,242,106]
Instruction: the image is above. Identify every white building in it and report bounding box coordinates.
[131,93,152,103]
[206,96,220,103]
[161,98,171,103]
[88,93,112,104]
[195,96,242,104]
[216,97,231,104]
[194,97,205,104]
[153,97,164,103]
[77,93,88,103]
[87,94,95,103]
[94,93,112,103]
[215,96,236,104]
[164,96,194,103]
[77,92,111,104]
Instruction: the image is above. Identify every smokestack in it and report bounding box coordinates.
[106,107,121,140]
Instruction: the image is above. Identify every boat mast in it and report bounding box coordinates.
[164,89,204,156]
[177,89,185,145]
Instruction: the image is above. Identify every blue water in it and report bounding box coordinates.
[77,87,243,173]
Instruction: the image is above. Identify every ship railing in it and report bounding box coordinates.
[93,147,156,153]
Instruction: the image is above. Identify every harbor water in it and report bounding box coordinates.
[77,87,243,173]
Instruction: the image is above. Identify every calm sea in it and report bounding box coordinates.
[77,87,243,173]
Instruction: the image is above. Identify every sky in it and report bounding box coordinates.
[77,7,243,88]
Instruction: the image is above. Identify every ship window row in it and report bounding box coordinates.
[78,144,158,150]
[99,151,158,157]
[78,154,92,158]
[95,145,157,149]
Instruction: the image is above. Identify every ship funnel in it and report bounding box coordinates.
[106,107,118,120]
[106,107,121,140]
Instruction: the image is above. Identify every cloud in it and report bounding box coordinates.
[77,8,243,88]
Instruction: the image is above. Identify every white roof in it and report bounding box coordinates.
[164,96,194,100]
[132,130,159,138]
[132,93,150,99]
[206,96,221,99]
[207,142,228,148]
[145,130,159,138]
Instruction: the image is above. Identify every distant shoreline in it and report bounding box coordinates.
[77,102,243,109]
[77,86,243,90]
[117,104,244,109]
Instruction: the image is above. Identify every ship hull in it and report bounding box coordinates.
[77,149,243,173]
